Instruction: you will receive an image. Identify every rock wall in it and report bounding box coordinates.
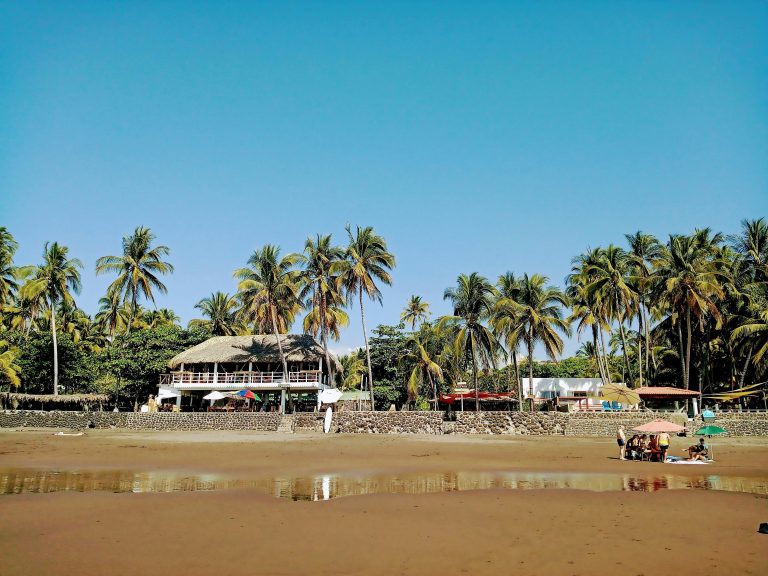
[0,410,282,431]
[452,412,568,435]
[2,409,766,436]
[334,411,443,434]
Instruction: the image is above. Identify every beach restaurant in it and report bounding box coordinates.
[158,335,340,413]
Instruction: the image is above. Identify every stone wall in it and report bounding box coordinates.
[564,412,689,436]
[452,412,568,435]
[699,413,768,436]
[334,411,443,434]
[292,413,324,433]
[0,410,281,431]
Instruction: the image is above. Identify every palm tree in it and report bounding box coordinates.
[0,339,21,389]
[586,245,637,384]
[95,226,174,333]
[399,335,443,409]
[439,273,499,410]
[512,274,570,408]
[336,353,366,391]
[235,245,301,412]
[654,231,727,390]
[145,308,180,328]
[731,307,768,368]
[336,225,395,409]
[625,231,662,384]
[21,242,82,395]
[189,292,240,336]
[297,234,346,385]
[491,273,525,408]
[94,294,130,338]
[401,295,430,330]
[0,227,19,308]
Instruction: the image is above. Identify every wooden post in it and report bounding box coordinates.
[213,362,218,386]
[248,361,253,385]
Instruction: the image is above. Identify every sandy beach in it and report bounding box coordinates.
[1,430,767,576]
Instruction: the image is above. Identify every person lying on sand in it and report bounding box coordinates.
[687,438,710,461]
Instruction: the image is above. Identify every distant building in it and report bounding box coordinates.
[522,378,608,411]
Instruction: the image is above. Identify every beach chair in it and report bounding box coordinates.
[601,401,611,412]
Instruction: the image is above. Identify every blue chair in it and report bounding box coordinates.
[601,401,611,412]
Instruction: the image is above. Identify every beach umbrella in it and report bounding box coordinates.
[632,420,685,434]
[319,388,343,404]
[600,383,640,407]
[234,389,261,401]
[157,389,179,400]
[203,391,227,401]
[694,425,726,459]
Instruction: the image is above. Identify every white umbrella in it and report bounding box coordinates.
[203,391,227,401]
[157,389,180,400]
[319,388,343,404]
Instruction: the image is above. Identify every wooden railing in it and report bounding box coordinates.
[159,371,323,388]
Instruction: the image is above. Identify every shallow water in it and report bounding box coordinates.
[2,469,767,500]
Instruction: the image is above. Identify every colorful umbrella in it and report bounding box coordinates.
[694,425,726,459]
[234,389,261,401]
[632,420,685,433]
[600,383,641,407]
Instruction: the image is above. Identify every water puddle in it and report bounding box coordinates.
[1,469,766,500]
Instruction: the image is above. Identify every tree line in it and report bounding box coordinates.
[1,219,766,411]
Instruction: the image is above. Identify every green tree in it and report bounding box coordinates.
[439,273,499,410]
[399,334,443,408]
[95,226,174,333]
[189,292,240,336]
[336,225,395,409]
[21,242,82,395]
[0,227,19,310]
[336,352,366,391]
[400,295,430,330]
[297,234,347,384]
[235,245,301,412]
[491,273,525,408]
[0,339,21,389]
[512,274,570,406]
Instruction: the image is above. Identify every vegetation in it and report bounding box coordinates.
[1,218,767,411]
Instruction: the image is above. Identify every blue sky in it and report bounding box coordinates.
[1,1,766,358]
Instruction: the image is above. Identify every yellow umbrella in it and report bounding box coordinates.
[600,383,640,406]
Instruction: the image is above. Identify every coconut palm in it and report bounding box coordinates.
[0,339,21,389]
[94,294,130,337]
[491,273,526,408]
[95,227,174,333]
[297,234,347,385]
[512,274,570,407]
[401,295,430,330]
[145,308,180,329]
[399,335,443,409]
[235,245,301,412]
[0,227,19,308]
[731,307,768,369]
[653,230,727,390]
[189,292,240,336]
[336,353,366,391]
[585,245,637,384]
[625,231,662,384]
[21,242,82,395]
[336,225,395,409]
[439,273,499,410]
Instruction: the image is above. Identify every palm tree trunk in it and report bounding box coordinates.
[427,371,437,411]
[598,327,612,385]
[685,307,692,390]
[641,300,651,379]
[271,308,289,413]
[471,336,479,411]
[738,348,752,388]
[676,317,686,389]
[591,324,608,385]
[319,291,334,387]
[637,314,643,386]
[615,295,632,384]
[51,302,59,396]
[512,349,522,412]
[527,334,534,412]
[359,286,375,411]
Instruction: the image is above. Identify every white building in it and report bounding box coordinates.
[522,378,611,411]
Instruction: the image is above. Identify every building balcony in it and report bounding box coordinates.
[159,370,325,390]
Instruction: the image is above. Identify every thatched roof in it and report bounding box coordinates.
[167,335,342,372]
[0,393,110,410]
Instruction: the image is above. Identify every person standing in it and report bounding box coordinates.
[617,426,627,460]
[658,431,670,463]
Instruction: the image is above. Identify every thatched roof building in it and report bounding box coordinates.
[167,334,341,372]
[0,393,110,411]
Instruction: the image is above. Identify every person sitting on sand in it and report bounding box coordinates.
[617,426,627,460]
[647,435,661,461]
[687,438,710,461]
[626,434,640,460]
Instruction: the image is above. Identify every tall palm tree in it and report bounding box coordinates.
[235,245,301,412]
[95,226,174,333]
[731,307,768,368]
[491,273,525,408]
[625,231,662,384]
[399,335,443,409]
[0,339,21,389]
[401,295,430,330]
[439,273,499,410]
[654,231,727,390]
[336,353,366,391]
[297,234,346,385]
[145,308,180,328]
[512,274,570,407]
[586,245,636,384]
[94,294,130,338]
[0,227,19,309]
[336,225,395,409]
[189,292,240,336]
[22,242,82,395]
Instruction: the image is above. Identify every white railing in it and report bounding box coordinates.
[159,371,322,388]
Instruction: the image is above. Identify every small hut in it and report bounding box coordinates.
[0,393,110,412]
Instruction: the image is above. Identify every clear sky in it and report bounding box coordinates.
[1,1,767,358]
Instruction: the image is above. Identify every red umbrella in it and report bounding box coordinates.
[234,389,259,400]
[632,420,685,433]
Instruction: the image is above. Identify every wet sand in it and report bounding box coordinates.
[1,429,767,575]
